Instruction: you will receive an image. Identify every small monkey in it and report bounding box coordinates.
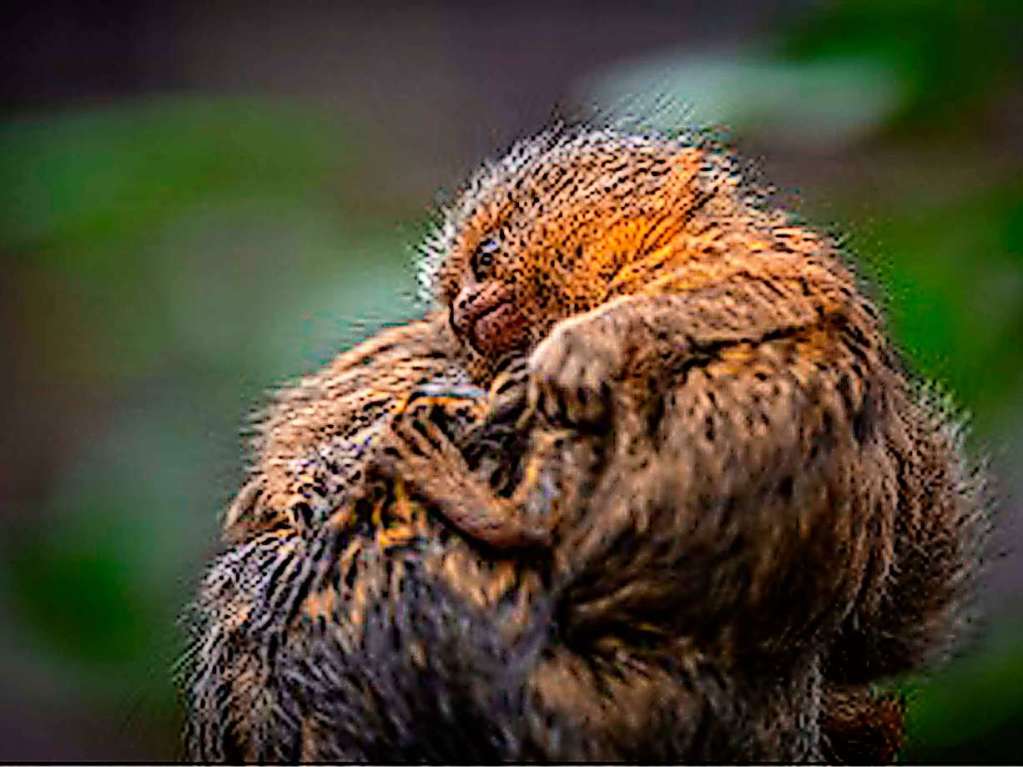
[184,125,987,762]
[387,127,985,671]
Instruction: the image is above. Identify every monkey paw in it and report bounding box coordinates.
[527,318,619,429]
[400,385,488,442]
[379,395,482,504]
[485,357,530,427]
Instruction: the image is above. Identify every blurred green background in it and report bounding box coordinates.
[1,1,1021,761]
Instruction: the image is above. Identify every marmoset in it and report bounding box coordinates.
[183,125,986,762]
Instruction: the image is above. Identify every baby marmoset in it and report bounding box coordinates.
[392,126,985,677]
[184,126,987,762]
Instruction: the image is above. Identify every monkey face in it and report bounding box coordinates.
[432,129,714,363]
[448,237,530,359]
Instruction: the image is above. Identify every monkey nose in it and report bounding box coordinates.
[450,281,514,338]
[451,282,492,328]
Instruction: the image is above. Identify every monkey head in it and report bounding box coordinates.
[421,128,743,379]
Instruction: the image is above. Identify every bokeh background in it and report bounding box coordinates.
[2,0,1021,761]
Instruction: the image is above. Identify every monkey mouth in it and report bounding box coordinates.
[471,301,526,355]
[451,282,528,357]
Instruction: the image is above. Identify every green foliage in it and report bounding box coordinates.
[0,98,345,270]
[901,619,1023,762]
[780,0,1023,127]
[9,514,157,668]
[1,98,421,385]
[844,184,1023,425]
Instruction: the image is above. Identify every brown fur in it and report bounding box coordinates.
[183,126,987,762]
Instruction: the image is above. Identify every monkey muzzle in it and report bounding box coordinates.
[451,281,529,358]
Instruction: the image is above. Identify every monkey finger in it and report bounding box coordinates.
[518,378,542,430]
[582,365,614,426]
[533,351,602,428]
[487,361,530,425]
[390,416,439,458]
[571,382,608,428]
[416,419,470,468]
[538,378,570,426]
[492,356,530,395]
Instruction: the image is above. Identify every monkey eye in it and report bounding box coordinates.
[472,237,499,279]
